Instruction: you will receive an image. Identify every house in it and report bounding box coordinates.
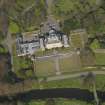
[44,26,69,49]
[16,25,70,56]
[16,31,41,56]
[45,28,63,49]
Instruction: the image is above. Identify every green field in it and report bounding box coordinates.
[95,53,105,65]
[42,77,82,89]
[90,39,100,50]
[57,47,72,53]
[59,54,81,73]
[27,99,93,105]
[9,21,20,33]
[35,53,82,77]
[41,75,105,91]
[35,59,55,77]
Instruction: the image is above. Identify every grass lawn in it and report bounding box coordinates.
[95,75,105,91]
[59,53,81,73]
[27,99,93,105]
[42,77,82,89]
[95,53,105,65]
[9,21,19,33]
[102,103,105,105]
[27,100,45,105]
[35,49,53,57]
[35,52,82,77]
[42,75,105,91]
[90,39,100,50]
[55,99,93,105]
[57,47,72,53]
[35,59,55,77]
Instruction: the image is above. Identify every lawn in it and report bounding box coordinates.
[42,75,105,91]
[27,100,45,105]
[95,53,105,65]
[35,52,82,77]
[9,21,19,33]
[57,47,72,53]
[90,39,100,50]
[42,77,82,89]
[59,53,81,73]
[27,99,93,105]
[35,49,54,57]
[55,99,93,105]
[95,75,105,91]
[35,59,55,77]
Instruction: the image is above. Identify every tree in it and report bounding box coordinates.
[45,99,56,105]
[83,72,99,105]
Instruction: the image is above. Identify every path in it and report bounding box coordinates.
[41,0,60,33]
[46,69,105,82]
[46,0,54,14]
[31,51,74,61]
[54,57,61,75]
[2,31,14,71]
[94,49,105,53]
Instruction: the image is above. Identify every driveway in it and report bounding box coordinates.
[41,0,60,33]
